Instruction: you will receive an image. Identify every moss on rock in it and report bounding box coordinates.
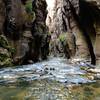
[25,0,36,23]
[59,33,67,42]
[0,48,12,67]
[0,35,9,48]
[0,35,14,67]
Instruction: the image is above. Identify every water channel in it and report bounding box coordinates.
[0,57,100,100]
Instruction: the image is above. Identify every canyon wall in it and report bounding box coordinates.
[0,0,49,67]
[0,0,100,67]
[46,0,100,65]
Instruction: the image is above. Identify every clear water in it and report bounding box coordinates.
[0,80,100,100]
[0,57,99,100]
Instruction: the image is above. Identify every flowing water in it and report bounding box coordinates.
[0,57,100,100]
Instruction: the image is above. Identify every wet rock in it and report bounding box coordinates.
[94,73,100,79]
[50,68,55,70]
[87,68,100,73]
[87,76,94,80]
[45,67,49,70]
[27,60,33,64]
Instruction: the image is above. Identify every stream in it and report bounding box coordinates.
[0,57,100,100]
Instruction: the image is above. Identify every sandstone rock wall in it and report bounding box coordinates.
[46,0,100,64]
[46,0,77,58]
[0,0,5,34]
[0,0,49,67]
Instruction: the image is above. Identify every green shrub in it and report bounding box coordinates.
[25,1,36,22]
[59,33,66,42]
[25,1,32,13]
[0,35,9,48]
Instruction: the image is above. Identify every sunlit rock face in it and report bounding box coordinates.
[46,0,99,63]
[46,0,58,33]
[46,0,79,34]
[46,0,79,58]
[46,0,64,35]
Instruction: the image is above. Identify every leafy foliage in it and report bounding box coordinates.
[25,1,33,13]
[59,33,66,42]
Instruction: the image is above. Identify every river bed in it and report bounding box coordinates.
[0,57,100,100]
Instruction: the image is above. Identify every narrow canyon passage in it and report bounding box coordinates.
[0,0,100,100]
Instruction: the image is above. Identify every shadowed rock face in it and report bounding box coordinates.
[0,1,12,67]
[87,0,100,64]
[0,0,5,35]
[31,0,49,62]
[0,0,49,67]
[4,0,25,40]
